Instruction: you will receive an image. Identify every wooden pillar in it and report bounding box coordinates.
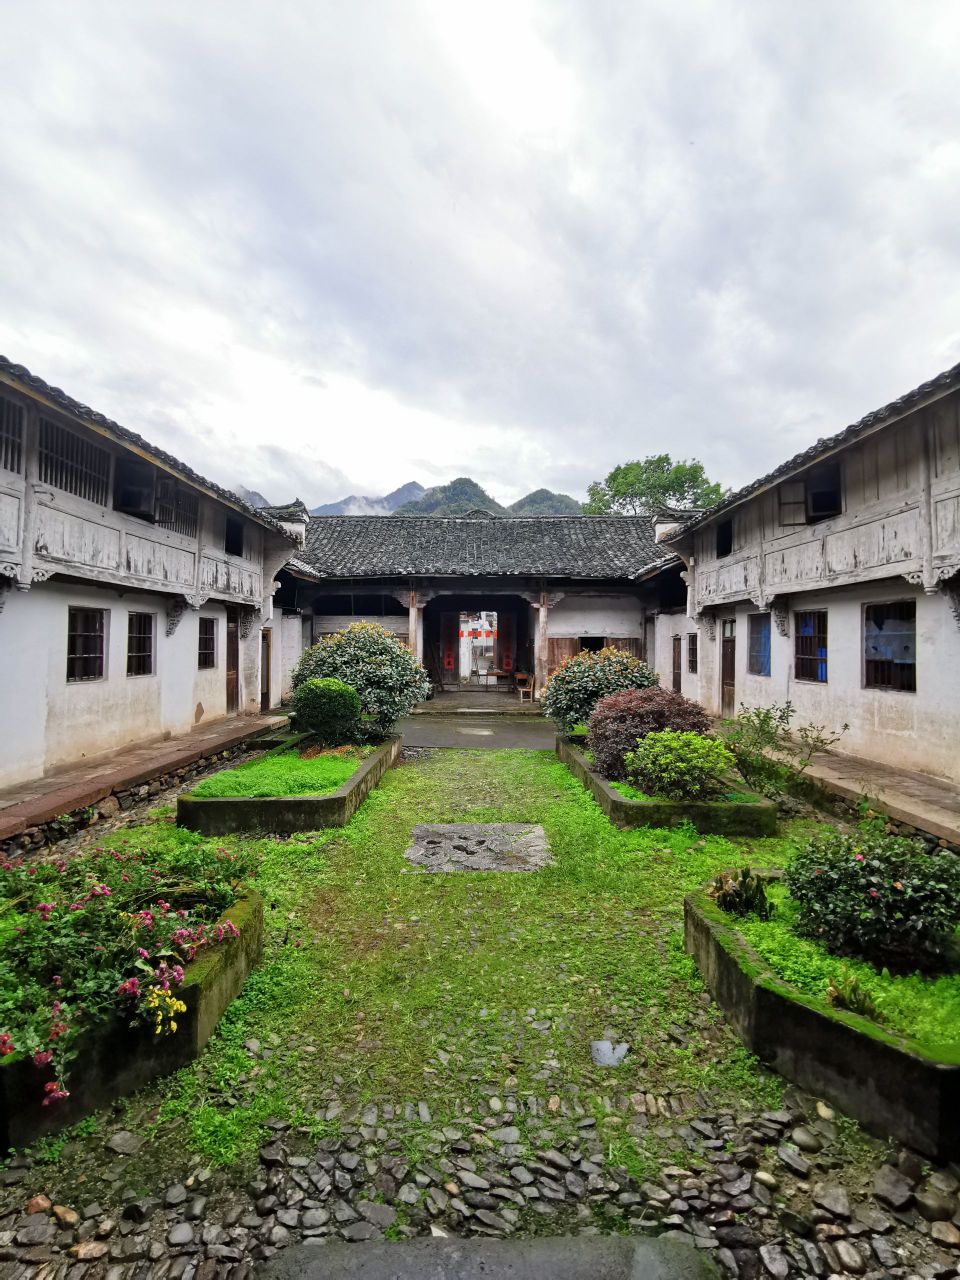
[408,591,424,661]
[534,591,550,695]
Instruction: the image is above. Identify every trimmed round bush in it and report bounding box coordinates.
[291,677,361,744]
[786,830,960,972]
[542,646,658,730]
[291,621,430,739]
[587,687,711,780]
[623,729,735,800]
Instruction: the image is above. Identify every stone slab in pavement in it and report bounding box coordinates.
[397,715,556,750]
[258,1233,718,1280]
[405,822,553,872]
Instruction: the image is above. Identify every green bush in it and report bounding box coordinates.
[708,867,772,919]
[291,678,360,744]
[786,829,960,971]
[623,730,734,800]
[587,687,711,780]
[542,646,658,731]
[291,622,430,739]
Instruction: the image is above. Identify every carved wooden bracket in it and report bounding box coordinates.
[772,601,790,637]
[701,614,716,642]
[239,607,261,639]
[165,597,188,637]
[0,562,18,581]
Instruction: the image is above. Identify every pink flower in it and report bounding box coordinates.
[32,1050,53,1066]
[117,977,141,998]
[854,853,865,863]
[41,1081,69,1106]
[51,975,62,987]
[868,888,879,898]
[138,948,149,960]
[0,1033,14,1056]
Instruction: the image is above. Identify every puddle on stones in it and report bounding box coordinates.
[404,823,553,872]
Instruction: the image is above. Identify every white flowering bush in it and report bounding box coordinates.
[291,622,430,739]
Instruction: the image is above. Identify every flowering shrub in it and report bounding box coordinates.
[291,677,361,744]
[291,622,430,739]
[623,730,735,800]
[786,830,960,971]
[542,646,658,731]
[587,687,711,780]
[0,831,253,1102]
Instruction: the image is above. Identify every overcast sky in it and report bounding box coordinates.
[1,2,959,507]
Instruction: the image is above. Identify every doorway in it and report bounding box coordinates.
[721,619,736,718]
[672,635,682,693]
[260,628,272,713]
[225,607,240,714]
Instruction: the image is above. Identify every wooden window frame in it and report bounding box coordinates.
[67,607,107,682]
[0,394,24,474]
[224,515,244,557]
[687,633,698,674]
[779,461,843,528]
[748,613,771,677]
[198,616,217,670]
[114,456,157,522]
[794,610,828,683]
[39,418,111,506]
[863,600,916,693]
[126,612,156,677]
[715,518,733,558]
[156,477,199,538]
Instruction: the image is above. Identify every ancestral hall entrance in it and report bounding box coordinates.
[423,594,533,693]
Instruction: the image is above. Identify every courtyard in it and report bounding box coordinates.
[2,742,958,1278]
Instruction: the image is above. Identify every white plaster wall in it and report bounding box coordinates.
[547,595,645,639]
[701,580,960,782]
[0,583,238,786]
[653,612,703,704]
[279,613,304,701]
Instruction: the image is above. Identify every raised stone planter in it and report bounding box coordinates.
[0,892,264,1150]
[176,736,402,835]
[684,887,960,1159]
[556,736,777,836]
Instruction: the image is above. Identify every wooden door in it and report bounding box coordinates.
[260,628,272,713]
[225,607,240,713]
[441,613,459,684]
[721,619,736,718]
[672,635,682,692]
[547,637,579,678]
[497,613,515,673]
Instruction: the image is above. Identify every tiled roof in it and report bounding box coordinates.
[261,499,310,522]
[0,355,294,539]
[666,360,960,539]
[302,514,670,579]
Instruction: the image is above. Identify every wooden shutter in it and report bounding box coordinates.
[611,636,645,659]
[547,637,579,676]
[778,479,807,527]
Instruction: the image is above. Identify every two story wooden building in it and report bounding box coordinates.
[656,362,960,782]
[0,357,298,789]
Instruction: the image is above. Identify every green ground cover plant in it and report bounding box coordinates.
[737,883,960,1055]
[28,749,804,1179]
[0,828,252,1100]
[191,747,371,798]
[610,780,760,804]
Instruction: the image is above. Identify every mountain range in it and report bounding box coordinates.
[235,478,582,517]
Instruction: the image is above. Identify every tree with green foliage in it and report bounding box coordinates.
[584,455,724,515]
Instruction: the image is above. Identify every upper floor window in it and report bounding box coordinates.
[0,395,24,474]
[748,613,771,676]
[864,601,916,692]
[224,515,244,557]
[794,610,828,682]
[156,477,199,537]
[114,456,156,520]
[39,418,111,506]
[779,461,842,527]
[67,607,107,682]
[687,633,698,674]
[715,518,733,557]
[126,612,156,677]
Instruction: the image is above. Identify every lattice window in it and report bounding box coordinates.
[198,616,217,669]
[156,477,199,537]
[0,395,24,473]
[794,610,828,683]
[687,633,698,674]
[67,608,106,682]
[39,418,111,505]
[864,601,915,692]
[126,612,155,677]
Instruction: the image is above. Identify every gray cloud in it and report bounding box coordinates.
[1,0,958,506]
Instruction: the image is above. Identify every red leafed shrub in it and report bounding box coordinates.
[587,687,711,780]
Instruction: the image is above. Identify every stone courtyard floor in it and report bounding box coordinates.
[2,748,959,1279]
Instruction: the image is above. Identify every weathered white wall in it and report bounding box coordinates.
[0,583,242,786]
[693,580,960,782]
[653,612,703,704]
[547,594,645,639]
[279,613,304,701]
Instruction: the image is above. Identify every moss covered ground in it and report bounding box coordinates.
[191,746,370,798]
